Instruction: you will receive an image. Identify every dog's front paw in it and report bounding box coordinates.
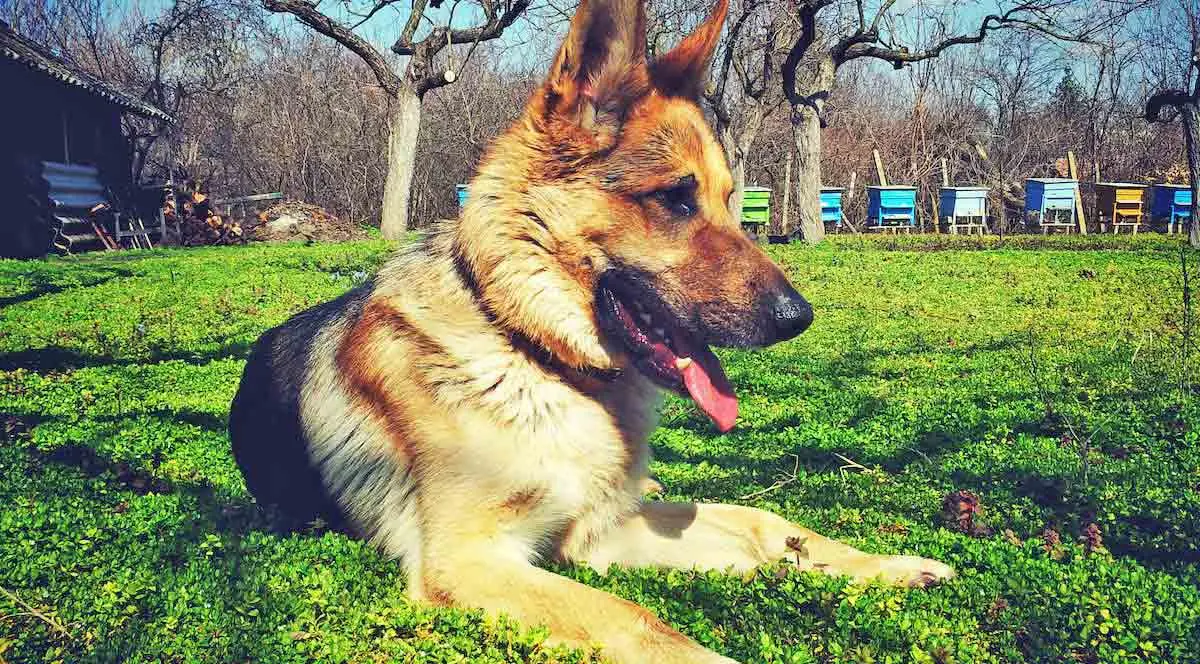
[853,554,955,588]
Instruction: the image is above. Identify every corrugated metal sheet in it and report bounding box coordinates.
[0,20,174,123]
[43,161,107,209]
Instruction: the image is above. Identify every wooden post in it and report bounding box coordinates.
[1067,151,1088,235]
[844,172,859,233]
[872,150,888,186]
[781,153,792,237]
[930,185,939,235]
[931,158,949,235]
[61,111,70,163]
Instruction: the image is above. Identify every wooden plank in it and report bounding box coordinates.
[1067,151,1088,235]
[213,192,284,205]
[931,184,941,235]
[872,150,888,186]
[90,219,118,250]
[780,153,792,236]
[845,172,859,234]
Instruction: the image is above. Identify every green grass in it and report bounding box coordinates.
[3,236,1200,663]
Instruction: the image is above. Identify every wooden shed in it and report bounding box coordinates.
[0,20,174,258]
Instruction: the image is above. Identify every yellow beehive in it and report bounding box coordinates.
[1094,182,1147,234]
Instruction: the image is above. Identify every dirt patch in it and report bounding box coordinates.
[249,201,370,244]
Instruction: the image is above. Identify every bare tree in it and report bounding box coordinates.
[2,0,260,183]
[703,0,788,218]
[776,0,1150,243]
[967,36,1066,231]
[263,0,532,237]
[1145,0,1200,247]
[14,0,1182,241]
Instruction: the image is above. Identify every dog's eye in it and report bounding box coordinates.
[654,183,697,217]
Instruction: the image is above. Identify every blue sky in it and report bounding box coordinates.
[115,0,1181,91]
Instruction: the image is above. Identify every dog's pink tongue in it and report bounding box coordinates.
[678,343,738,433]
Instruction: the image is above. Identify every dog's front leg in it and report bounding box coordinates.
[567,501,954,587]
[415,548,736,663]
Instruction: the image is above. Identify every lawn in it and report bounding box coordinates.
[2,235,1199,663]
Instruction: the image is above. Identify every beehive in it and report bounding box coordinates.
[1093,182,1147,233]
[1024,178,1078,232]
[1150,184,1193,234]
[866,186,917,232]
[820,187,844,227]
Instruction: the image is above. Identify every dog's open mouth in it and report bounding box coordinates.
[597,276,737,432]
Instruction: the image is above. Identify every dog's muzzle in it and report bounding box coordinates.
[769,284,814,343]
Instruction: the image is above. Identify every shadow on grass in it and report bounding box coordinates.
[0,266,139,309]
[30,441,259,528]
[653,333,1200,572]
[8,437,395,662]
[0,341,254,372]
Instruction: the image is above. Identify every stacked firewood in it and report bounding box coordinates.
[162,183,245,246]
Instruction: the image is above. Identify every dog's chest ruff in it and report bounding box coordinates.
[421,355,658,541]
[302,245,662,561]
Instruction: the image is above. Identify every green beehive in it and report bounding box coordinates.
[741,187,772,223]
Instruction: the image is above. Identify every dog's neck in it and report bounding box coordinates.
[436,225,625,392]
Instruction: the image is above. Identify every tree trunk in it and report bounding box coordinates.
[730,157,746,221]
[790,104,824,244]
[381,87,422,239]
[716,102,767,221]
[717,122,745,219]
[1182,101,1200,249]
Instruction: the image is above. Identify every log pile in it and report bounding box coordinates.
[162,184,245,246]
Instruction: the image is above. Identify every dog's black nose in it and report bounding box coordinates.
[771,286,813,342]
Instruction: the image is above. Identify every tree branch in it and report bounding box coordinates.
[710,0,762,106]
[780,2,818,106]
[263,0,402,95]
[349,0,398,30]
[392,0,530,56]
[1146,89,1193,123]
[399,0,429,47]
[839,4,1119,67]
[868,0,900,34]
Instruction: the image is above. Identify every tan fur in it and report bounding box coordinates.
[285,0,954,661]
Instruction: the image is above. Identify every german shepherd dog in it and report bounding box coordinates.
[229,0,953,659]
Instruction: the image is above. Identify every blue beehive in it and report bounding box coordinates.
[1024,178,1078,231]
[456,184,469,210]
[938,186,989,235]
[866,185,917,231]
[820,187,844,227]
[1150,184,1193,233]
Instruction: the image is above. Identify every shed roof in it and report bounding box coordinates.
[0,20,175,123]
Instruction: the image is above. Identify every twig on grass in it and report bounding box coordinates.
[1129,330,1151,369]
[739,455,800,501]
[0,585,72,639]
[1024,329,1104,487]
[833,452,870,476]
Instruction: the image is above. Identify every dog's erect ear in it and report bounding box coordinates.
[542,0,649,142]
[650,0,727,98]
